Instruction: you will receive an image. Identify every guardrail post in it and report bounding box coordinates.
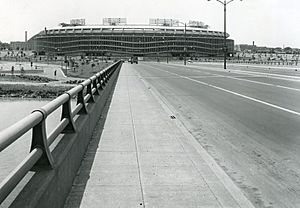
[86,81,95,103]
[77,86,88,114]
[107,68,112,80]
[30,109,54,170]
[103,70,108,83]
[100,72,106,86]
[106,70,110,81]
[61,93,76,133]
[102,72,107,86]
[97,75,104,90]
[109,66,116,78]
[93,79,100,95]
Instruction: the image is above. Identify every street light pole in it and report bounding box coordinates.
[223,2,227,69]
[207,0,242,70]
[184,23,187,65]
[178,21,187,65]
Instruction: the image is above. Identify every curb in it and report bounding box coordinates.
[135,68,255,208]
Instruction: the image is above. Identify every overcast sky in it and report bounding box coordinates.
[0,0,299,48]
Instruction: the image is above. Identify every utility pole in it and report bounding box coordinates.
[184,23,187,66]
[207,0,242,69]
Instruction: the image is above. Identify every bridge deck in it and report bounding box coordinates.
[64,63,252,208]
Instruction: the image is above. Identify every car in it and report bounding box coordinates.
[130,57,138,64]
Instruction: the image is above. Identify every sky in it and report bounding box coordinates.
[0,0,300,48]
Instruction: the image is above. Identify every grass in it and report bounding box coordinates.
[0,84,72,99]
[0,61,113,99]
[0,74,58,83]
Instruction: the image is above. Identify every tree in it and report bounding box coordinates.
[0,41,11,50]
[284,47,292,53]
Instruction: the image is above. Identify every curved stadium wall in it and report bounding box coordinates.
[30,25,234,58]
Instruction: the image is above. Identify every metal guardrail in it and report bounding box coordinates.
[0,60,122,204]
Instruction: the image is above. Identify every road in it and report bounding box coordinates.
[130,62,300,208]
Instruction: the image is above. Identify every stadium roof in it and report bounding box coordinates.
[40,24,227,38]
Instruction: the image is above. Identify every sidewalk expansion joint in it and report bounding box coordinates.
[126,75,146,208]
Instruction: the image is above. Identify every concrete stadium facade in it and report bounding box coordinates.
[30,24,234,58]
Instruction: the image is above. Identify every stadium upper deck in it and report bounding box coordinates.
[30,24,234,58]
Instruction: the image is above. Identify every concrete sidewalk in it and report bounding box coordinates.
[64,63,254,208]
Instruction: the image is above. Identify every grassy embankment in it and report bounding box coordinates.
[0,61,111,98]
[63,62,111,78]
[0,74,71,98]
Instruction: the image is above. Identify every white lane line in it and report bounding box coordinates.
[232,69,300,80]
[144,64,300,117]
[228,63,300,71]
[138,73,255,208]
[168,63,300,82]
[216,75,300,92]
[160,63,300,92]
[144,75,223,79]
[191,61,300,73]
[196,64,300,81]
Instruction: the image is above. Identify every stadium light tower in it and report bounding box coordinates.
[207,0,242,70]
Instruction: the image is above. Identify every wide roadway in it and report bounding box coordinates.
[130,62,300,208]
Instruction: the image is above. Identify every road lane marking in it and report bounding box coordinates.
[215,75,300,92]
[137,72,255,208]
[164,62,300,82]
[190,61,300,75]
[144,64,300,117]
[143,75,224,79]
[189,64,300,81]
[229,69,300,81]
[158,63,300,92]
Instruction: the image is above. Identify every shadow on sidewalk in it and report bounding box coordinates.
[63,79,117,208]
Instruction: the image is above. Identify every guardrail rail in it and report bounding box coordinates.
[0,60,122,205]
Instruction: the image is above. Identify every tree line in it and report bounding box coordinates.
[0,41,11,50]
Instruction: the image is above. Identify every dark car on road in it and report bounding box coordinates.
[130,57,138,64]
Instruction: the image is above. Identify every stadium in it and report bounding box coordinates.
[29,18,234,59]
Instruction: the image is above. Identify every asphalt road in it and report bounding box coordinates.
[130,62,300,208]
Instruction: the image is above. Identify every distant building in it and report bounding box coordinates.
[234,45,241,52]
[238,44,256,52]
[29,18,234,58]
[256,46,272,53]
[10,41,33,51]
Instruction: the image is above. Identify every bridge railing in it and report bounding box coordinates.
[0,60,122,204]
